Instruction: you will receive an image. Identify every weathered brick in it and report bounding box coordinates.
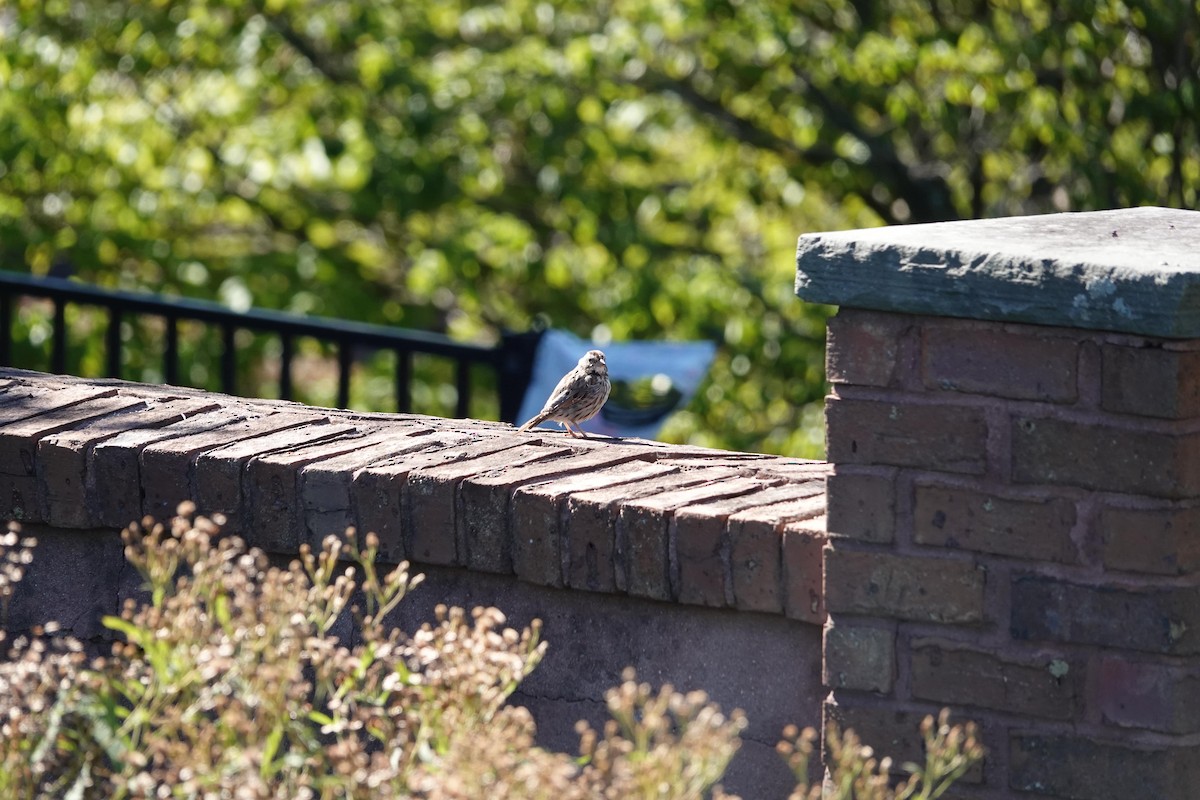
[822,701,927,770]
[782,521,826,624]
[299,429,439,556]
[89,407,250,528]
[1010,734,1200,800]
[672,507,728,607]
[0,390,131,478]
[825,546,985,623]
[728,492,824,613]
[38,397,221,528]
[912,483,1078,563]
[621,477,766,601]
[0,385,121,431]
[1098,503,1200,575]
[826,468,896,543]
[0,393,146,522]
[1011,574,1200,655]
[510,461,677,588]
[826,699,986,785]
[671,485,811,609]
[1011,415,1200,499]
[193,421,350,532]
[826,397,988,474]
[348,433,480,562]
[823,622,894,693]
[910,639,1076,720]
[1093,655,1200,734]
[139,412,316,523]
[459,447,640,575]
[1101,344,1200,419]
[404,443,562,570]
[245,427,383,552]
[377,440,531,566]
[826,309,914,387]
[749,460,833,484]
[564,469,735,594]
[922,324,1078,402]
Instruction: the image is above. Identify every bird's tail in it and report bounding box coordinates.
[518,413,547,432]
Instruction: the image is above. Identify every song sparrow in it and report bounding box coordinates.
[519,349,610,438]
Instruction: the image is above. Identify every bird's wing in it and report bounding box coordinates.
[538,370,579,413]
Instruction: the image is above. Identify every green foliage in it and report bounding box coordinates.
[0,513,983,798]
[2,0,1195,454]
[778,711,984,800]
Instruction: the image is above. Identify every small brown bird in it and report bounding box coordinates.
[519,349,610,438]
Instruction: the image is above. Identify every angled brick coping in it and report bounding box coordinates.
[0,368,828,620]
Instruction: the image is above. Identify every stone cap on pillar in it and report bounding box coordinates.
[795,206,1200,338]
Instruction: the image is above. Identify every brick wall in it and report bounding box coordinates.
[9,207,1198,798]
[0,367,827,798]
[824,308,1200,799]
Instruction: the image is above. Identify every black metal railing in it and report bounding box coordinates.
[0,270,542,422]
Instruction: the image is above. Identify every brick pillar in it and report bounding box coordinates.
[797,207,1200,799]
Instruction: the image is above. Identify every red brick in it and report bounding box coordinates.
[0,390,132,478]
[728,492,824,613]
[510,461,678,588]
[1011,574,1200,655]
[299,429,439,558]
[245,427,387,552]
[748,460,832,484]
[1010,734,1200,800]
[826,468,896,543]
[1093,655,1200,734]
[913,482,1078,563]
[139,412,317,523]
[825,699,986,785]
[670,485,809,609]
[1011,415,1200,499]
[0,385,121,430]
[826,396,988,474]
[88,407,251,528]
[38,397,221,528]
[1098,503,1200,575]
[300,428,433,516]
[825,546,985,623]
[460,447,641,575]
[826,309,914,387]
[620,477,766,601]
[822,700,927,770]
[348,434,493,562]
[910,639,1076,720]
[922,325,1078,402]
[401,440,541,567]
[1102,344,1200,419]
[564,469,734,594]
[782,521,826,624]
[823,622,895,693]
[671,510,728,607]
[0,393,149,522]
[193,421,351,533]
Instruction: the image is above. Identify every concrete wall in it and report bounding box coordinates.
[0,369,827,799]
